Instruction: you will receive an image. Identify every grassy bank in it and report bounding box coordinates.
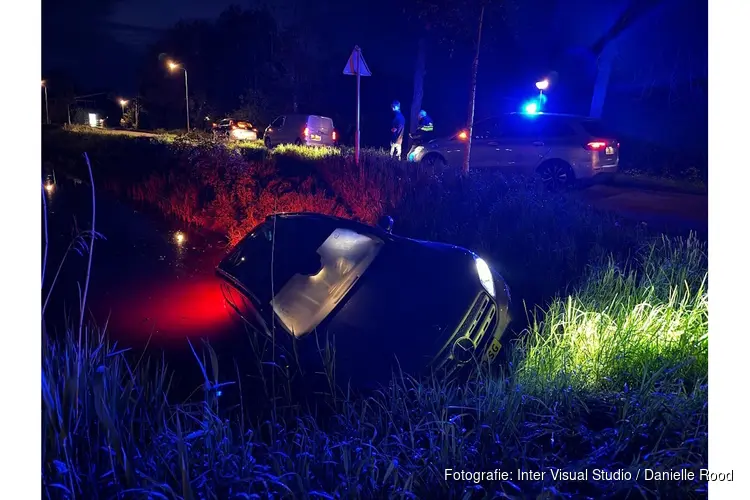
[42,235,708,498]
[41,128,708,497]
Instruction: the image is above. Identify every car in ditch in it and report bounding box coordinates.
[215,212,512,387]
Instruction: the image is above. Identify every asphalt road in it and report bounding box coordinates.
[574,183,708,233]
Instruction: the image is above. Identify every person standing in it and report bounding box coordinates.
[411,109,434,146]
[390,100,405,159]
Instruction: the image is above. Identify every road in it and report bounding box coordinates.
[574,183,708,233]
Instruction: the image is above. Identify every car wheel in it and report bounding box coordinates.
[537,160,574,191]
[264,136,272,149]
[421,153,447,176]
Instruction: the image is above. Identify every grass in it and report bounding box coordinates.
[41,128,709,497]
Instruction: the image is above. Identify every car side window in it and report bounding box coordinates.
[500,116,541,140]
[271,116,285,128]
[538,119,576,138]
[473,118,499,139]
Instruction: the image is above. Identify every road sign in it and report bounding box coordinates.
[343,46,371,171]
[343,46,371,76]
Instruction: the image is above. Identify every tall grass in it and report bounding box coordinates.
[42,237,708,498]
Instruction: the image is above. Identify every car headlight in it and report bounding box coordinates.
[474,257,495,297]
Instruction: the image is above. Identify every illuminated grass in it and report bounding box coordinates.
[518,233,707,393]
[270,143,343,160]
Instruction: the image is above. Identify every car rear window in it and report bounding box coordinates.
[580,119,615,138]
[308,116,334,133]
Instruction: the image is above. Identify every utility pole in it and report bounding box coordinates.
[462,3,485,175]
[41,81,50,125]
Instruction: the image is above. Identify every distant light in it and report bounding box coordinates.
[175,232,186,244]
[457,130,468,140]
[205,116,211,121]
[88,113,98,127]
[535,79,549,91]
[44,182,54,193]
[524,102,539,114]
[168,61,180,71]
[119,99,128,106]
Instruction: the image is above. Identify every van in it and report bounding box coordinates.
[263,114,338,148]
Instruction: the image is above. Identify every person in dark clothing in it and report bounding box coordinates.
[410,109,434,146]
[390,100,405,159]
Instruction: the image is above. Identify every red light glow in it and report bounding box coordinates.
[586,141,607,150]
[458,130,468,140]
[332,130,337,141]
[303,127,309,137]
[102,275,235,346]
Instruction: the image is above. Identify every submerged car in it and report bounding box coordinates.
[216,213,512,387]
[213,118,258,141]
[410,112,619,190]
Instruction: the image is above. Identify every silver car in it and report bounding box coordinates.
[263,114,338,148]
[411,112,620,189]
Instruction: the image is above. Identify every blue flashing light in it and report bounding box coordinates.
[523,101,539,114]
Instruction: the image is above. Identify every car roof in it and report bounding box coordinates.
[266,212,378,232]
[496,112,595,121]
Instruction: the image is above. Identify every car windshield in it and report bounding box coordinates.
[219,218,384,337]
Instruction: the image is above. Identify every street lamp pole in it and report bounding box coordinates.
[535,79,549,110]
[167,60,190,132]
[42,81,50,125]
[183,68,190,132]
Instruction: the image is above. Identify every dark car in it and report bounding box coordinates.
[215,213,512,387]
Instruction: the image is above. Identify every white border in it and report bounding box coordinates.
[0,0,42,495]
[1,1,744,497]
[710,0,750,497]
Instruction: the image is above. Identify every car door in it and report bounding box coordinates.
[496,115,546,173]
[267,116,285,142]
[467,117,503,168]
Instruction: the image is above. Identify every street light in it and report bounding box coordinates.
[41,80,50,125]
[167,60,190,132]
[535,79,549,110]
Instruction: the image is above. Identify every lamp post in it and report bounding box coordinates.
[168,60,190,132]
[41,80,50,125]
[535,79,549,110]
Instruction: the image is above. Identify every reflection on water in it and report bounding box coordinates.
[43,178,238,349]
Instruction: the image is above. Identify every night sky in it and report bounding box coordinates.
[41,0,707,145]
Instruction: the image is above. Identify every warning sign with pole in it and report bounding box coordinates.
[343,46,371,171]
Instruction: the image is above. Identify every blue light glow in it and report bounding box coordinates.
[524,102,539,114]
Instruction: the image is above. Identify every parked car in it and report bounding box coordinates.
[213,118,258,141]
[215,213,512,387]
[263,114,338,148]
[411,112,620,189]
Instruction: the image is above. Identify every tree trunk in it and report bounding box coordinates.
[134,98,140,129]
[462,4,485,175]
[408,36,427,152]
[589,47,615,118]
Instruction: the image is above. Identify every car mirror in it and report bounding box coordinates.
[378,215,394,233]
